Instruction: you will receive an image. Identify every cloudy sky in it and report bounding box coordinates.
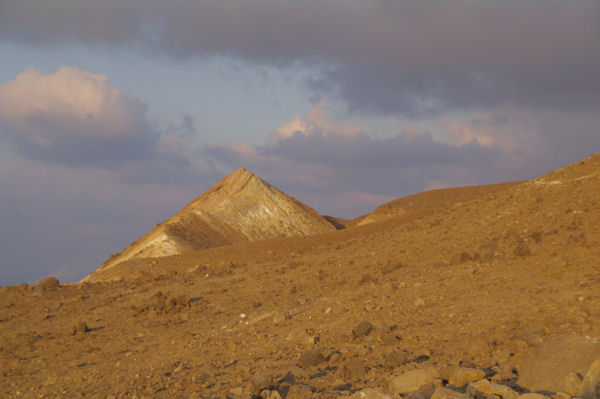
[0,0,599,285]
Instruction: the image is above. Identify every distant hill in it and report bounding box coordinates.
[84,168,334,281]
[347,181,521,228]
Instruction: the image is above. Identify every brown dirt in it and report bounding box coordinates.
[1,154,599,398]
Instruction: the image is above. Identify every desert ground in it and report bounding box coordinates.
[1,154,599,399]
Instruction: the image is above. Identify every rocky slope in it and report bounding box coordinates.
[1,154,599,398]
[86,168,335,281]
[347,182,520,228]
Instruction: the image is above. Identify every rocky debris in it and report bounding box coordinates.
[450,252,473,265]
[346,388,393,399]
[447,367,486,388]
[562,371,583,396]
[38,276,59,290]
[514,239,532,257]
[165,294,190,310]
[478,242,505,264]
[71,321,90,335]
[297,349,326,368]
[342,357,366,380]
[431,387,470,399]
[250,374,271,394]
[286,383,313,399]
[352,321,374,340]
[384,349,408,369]
[260,389,282,399]
[381,261,403,274]
[387,367,439,395]
[466,379,518,399]
[517,334,600,393]
[516,394,550,399]
[580,358,600,399]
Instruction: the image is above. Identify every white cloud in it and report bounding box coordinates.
[0,66,157,166]
[270,101,362,141]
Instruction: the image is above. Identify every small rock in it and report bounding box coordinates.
[414,298,425,307]
[450,252,472,265]
[406,388,435,399]
[72,321,90,335]
[580,357,600,399]
[297,349,326,368]
[514,240,532,257]
[431,387,470,399]
[381,261,403,274]
[387,368,439,395]
[347,388,393,399]
[273,311,285,323]
[352,321,374,340]
[517,394,550,399]
[286,384,313,399]
[260,389,282,399]
[447,367,486,388]
[478,242,505,264]
[467,379,518,399]
[562,371,582,396]
[250,374,271,394]
[229,386,245,396]
[384,349,408,369]
[552,393,571,399]
[343,357,366,380]
[39,276,60,291]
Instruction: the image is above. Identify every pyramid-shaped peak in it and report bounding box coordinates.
[206,167,268,198]
[84,167,335,280]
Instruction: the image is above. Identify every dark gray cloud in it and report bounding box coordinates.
[1,1,598,117]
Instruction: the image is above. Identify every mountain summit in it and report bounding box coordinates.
[86,168,334,280]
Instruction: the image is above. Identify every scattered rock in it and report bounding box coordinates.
[342,357,366,380]
[414,298,425,307]
[250,374,271,394]
[405,387,435,399]
[38,277,60,291]
[514,240,532,257]
[346,388,393,399]
[517,334,600,393]
[387,368,439,395]
[562,371,582,396]
[297,349,326,368]
[467,379,518,399]
[352,321,374,340]
[478,242,505,264]
[517,394,550,399]
[447,367,486,388]
[72,321,90,335]
[384,349,408,369]
[580,358,600,399]
[286,384,313,399]
[165,294,190,310]
[381,261,403,274]
[359,274,378,285]
[260,389,282,399]
[450,252,472,265]
[431,387,470,399]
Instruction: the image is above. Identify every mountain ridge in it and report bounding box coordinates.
[84,168,335,281]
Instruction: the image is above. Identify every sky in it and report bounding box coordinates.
[0,0,599,285]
